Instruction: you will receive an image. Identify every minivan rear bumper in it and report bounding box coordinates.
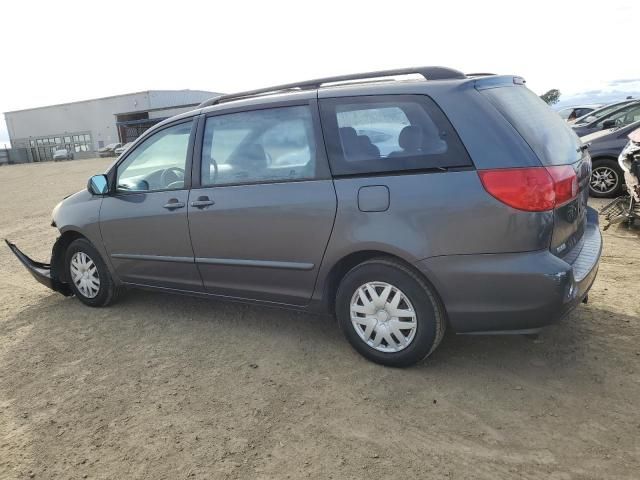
[415,207,602,334]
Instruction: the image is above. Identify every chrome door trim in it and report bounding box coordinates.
[111,253,194,263]
[195,257,314,270]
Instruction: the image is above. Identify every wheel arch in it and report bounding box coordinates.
[591,155,619,162]
[321,249,444,316]
[51,230,89,284]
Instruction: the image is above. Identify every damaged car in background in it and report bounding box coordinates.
[600,126,640,228]
[582,120,640,197]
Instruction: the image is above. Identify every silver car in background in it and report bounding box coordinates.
[53,148,74,161]
[114,142,134,156]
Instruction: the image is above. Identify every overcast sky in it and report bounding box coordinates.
[1,0,638,146]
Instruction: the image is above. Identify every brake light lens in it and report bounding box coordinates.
[478,166,578,212]
[546,165,578,206]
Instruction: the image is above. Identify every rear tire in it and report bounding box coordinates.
[64,238,119,307]
[590,158,624,198]
[335,257,446,367]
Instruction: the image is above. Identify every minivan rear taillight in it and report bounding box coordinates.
[545,165,579,206]
[478,166,578,212]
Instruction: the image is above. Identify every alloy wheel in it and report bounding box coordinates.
[590,166,619,195]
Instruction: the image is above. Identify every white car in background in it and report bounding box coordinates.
[97,143,122,157]
[114,142,134,156]
[53,148,74,161]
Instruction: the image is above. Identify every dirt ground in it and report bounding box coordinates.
[0,158,638,480]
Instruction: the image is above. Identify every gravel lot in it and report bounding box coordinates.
[1,158,639,479]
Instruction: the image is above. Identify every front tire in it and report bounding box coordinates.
[335,257,446,367]
[64,238,119,307]
[590,158,624,198]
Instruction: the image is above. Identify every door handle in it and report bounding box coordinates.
[190,196,214,208]
[163,199,185,210]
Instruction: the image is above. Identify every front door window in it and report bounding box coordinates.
[117,121,193,192]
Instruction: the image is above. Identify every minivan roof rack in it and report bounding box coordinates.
[198,66,467,108]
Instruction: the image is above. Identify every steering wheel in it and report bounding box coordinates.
[160,167,185,188]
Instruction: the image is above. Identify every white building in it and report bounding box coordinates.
[3,89,220,161]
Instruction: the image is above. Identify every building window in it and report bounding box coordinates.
[64,136,71,143]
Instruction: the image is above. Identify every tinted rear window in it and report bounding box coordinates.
[319,95,471,176]
[481,86,581,166]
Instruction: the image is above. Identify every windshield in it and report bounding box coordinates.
[481,85,581,166]
[557,108,573,120]
[596,103,640,129]
[579,101,637,125]
[577,104,614,123]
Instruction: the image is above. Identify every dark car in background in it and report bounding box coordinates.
[6,67,601,367]
[97,143,122,157]
[583,120,640,197]
[573,101,640,137]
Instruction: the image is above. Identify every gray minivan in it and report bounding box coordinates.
[7,67,602,366]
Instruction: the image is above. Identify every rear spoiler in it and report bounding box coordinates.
[474,75,526,90]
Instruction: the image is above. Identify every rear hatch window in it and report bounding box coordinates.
[480,84,590,260]
[480,85,582,166]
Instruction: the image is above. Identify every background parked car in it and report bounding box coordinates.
[583,120,640,197]
[97,143,122,157]
[53,148,74,161]
[556,105,601,123]
[573,101,640,137]
[114,142,133,156]
[573,99,636,126]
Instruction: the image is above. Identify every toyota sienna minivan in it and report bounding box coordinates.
[7,66,602,367]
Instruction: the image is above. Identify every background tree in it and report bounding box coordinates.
[540,89,561,105]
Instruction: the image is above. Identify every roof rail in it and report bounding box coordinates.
[197,66,466,108]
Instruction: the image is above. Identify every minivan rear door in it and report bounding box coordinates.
[187,102,337,306]
[479,83,590,259]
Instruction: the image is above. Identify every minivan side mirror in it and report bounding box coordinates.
[602,119,617,129]
[88,174,109,195]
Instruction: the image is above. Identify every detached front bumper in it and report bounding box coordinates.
[5,239,72,296]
